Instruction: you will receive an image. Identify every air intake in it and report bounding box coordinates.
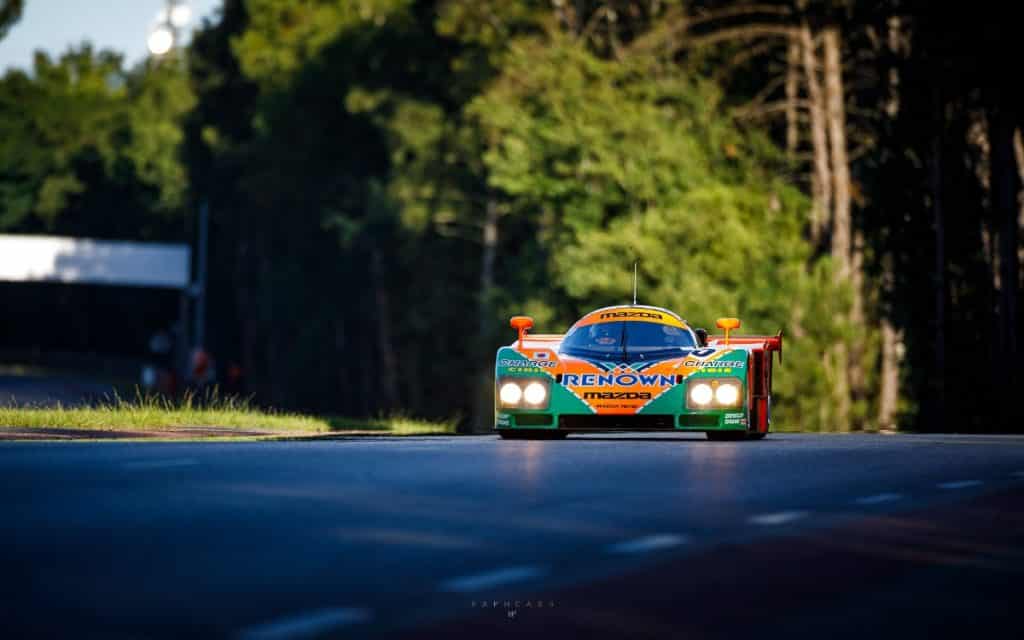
[557,415,675,430]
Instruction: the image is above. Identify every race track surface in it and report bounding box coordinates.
[1,433,1022,638]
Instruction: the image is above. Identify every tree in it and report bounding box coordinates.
[0,46,192,238]
[6,0,1018,434]
[0,0,23,41]
[471,34,843,429]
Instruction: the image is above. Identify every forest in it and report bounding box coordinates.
[0,0,1021,433]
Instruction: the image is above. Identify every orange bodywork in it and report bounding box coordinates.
[509,307,751,415]
[497,305,781,431]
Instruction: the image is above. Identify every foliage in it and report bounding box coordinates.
[0,47,193,238]
[0,0,22,41]
[1,0,1020,433]
[469,35,844,429]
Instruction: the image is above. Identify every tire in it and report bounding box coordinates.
[705,431,747,441]
[746,432,767,440]
[498,430,567,440]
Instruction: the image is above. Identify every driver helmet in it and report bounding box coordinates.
[590,323,617,345]
[661,325,684,344]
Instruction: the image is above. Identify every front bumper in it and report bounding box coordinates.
[496,410,749,432]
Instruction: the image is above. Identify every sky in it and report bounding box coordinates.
[0,0,224,72]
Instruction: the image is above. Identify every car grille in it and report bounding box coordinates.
[679,414,720,427]
[514,414,553,426]
[557,414,676,430]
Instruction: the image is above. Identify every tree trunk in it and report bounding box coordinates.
[472,199,500,434]
[878,252,901,430]
[875,15,904,432]
[824,26,851,282]
[1016,127,1024,186]
[849,230,866,404]
[479,200,498,339]
[885,16,904,118]
[822,25,853,431]
[785,36,800,157]
[1016,128,1024,286]
[931,88,946,431]
[359,310,374,416]
[800,23,831,247]
[989,105,1021,420]
[370,247,399,410]
[878,317,901,430]
[334,317,351,414]
[820,343,849,431]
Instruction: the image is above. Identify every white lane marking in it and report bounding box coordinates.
[855,492,903,505]
[122,458,198,470]
[607,534,688,554]
[440,566,546,593]
[748,511,807,526]
[237,607,371,640]
[937,480,983,490]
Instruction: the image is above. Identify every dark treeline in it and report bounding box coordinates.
[0,1,1020,432]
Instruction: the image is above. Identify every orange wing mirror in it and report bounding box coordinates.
[715,317,741,345]
[510,316,534,350]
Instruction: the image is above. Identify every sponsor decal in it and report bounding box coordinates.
[724,413,746,425]
[594,360,658,373]
[683,360,746,368]
[583,391,652,400]
[496,413,511,427]
[686,348,719,359]
[598,311,664,320]
[504,367,551,374]
[498,358,555,369]
[562,373,675,387]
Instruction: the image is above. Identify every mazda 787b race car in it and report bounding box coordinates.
[494,305,782,440]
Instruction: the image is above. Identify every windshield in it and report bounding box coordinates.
[560,321,696,362]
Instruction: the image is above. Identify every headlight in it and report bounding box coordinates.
[687,378,744,409]
[715,382,740,406]
[523,382,547,405]
[499,382,522,405]
[689,383,713,406]
[497,378,551,409]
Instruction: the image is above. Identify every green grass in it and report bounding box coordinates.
[0,392,457,438]
[322,413,461,435]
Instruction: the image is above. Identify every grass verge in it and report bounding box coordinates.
[0,393,457,439]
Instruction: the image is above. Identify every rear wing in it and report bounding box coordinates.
[707,330,783,364]
[512,334,565,352]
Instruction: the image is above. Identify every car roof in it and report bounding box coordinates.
[571,305,689,330]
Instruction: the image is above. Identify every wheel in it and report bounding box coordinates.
[746,432,767,440]
[705,431,747,441]
[499,430,567,440]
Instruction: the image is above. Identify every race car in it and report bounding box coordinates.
[494,305,782,440]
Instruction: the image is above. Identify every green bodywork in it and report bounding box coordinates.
[494,346,750,432]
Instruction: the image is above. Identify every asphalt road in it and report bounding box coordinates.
[2,433,1023,639]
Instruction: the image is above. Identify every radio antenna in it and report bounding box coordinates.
[632,261,638,305]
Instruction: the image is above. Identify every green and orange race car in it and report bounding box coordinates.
[494,305,782,440]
